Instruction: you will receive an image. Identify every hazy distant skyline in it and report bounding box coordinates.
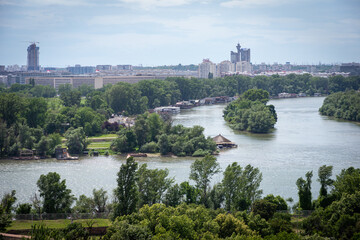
[0,0,359,67]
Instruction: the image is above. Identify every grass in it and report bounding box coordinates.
[8,218,111,230]
[88,134,117,139]
[88,142,111,149]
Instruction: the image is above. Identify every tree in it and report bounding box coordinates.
[190,155,220,206]
[37,172,75,213]
[24,97,48,128]
[296,171,313,210]
[73,195,94,214]
[36,136,50,156]
[318,165,334,198]
[222,163,263,211]
[65,127,89,154]
[0,93,24,126]
[137,164,173,207]
[93,188,108,213]
[59,84,81,107]
[0,190,16,231]
[113,157,138,218]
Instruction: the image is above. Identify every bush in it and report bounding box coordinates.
[192,149,209,157]
[140,141,159,153]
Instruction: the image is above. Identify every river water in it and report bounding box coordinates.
[1,97,360,204]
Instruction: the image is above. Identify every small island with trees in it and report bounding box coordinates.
[223,89,277,133]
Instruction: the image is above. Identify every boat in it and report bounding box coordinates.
[126,153,147,159]
[55,148,79,160]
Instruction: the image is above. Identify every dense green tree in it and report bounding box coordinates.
[15,203,32,214]
[190,155,220,206]
[251,199,277,220]
[332,167,360,198]
[59,84,81,107]
[0,190,17,231]
[93,188,108,213]
[224,89,277,133]
[137,164,173,207]
[73,195,94,214]
[64,127,89,154]
[113,157,138,218]
[0,93,25,126]
[37,172,75,213]
[296,171,313,210]
[319,90,360,122]
[164,184,183,207]
[180,181,198,204]
[222,163,263,211]
[24,97,48,128]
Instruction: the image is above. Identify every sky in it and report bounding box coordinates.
[0,0,359,67]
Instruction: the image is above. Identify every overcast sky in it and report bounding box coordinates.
[0,0,359,67]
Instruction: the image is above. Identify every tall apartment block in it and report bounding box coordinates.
[27,43,39,71]
[198,59,216,78]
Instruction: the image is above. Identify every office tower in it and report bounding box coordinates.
[230,43,250,63]
[27,43,40,71]
[198,59,216,78]
[240,48,250,62]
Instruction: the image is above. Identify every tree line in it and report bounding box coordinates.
[0,74,359,157]
[319,90,360,122]
[1,156,359,239]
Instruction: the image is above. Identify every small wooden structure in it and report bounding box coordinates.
[55,148,79,160]
[12,149,39,160]
[212,134,237,148]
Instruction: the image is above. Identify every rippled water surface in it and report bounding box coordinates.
[1,97,360,203]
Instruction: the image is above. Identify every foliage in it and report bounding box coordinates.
[190,155,220,206]
[137,164,174,207]
[0,190,16,231]
[15,203,32,214]
[222,163,263,211]
[319,90,360,121]
[37,172,75,213]
[296,171,313,210]
[64,127,89,154]
[59,84,81,107]
[112,113,216,156]
[224,89,277,133]
[113,157,139,219]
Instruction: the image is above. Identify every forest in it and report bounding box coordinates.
[1,156,359,239]
[319,90,360,122]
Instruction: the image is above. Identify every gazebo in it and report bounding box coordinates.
[212,134,237,148]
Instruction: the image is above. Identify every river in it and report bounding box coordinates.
[1,97,360,204]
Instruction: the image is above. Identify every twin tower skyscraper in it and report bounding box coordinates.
[230,43,250,64]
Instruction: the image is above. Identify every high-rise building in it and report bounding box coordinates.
[27,43,39,71]
[230,43,250,63]
[198,59,216,78]
[217,60,234,77]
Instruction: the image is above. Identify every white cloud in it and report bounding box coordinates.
[111,0,192,9]
[221,0,289,8]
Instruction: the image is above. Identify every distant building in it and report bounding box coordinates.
[117,65,133,70]
[67,65,95,74]
[198,59,216,78]
[27,43,40,71]
[230,43,251,63]
[340,63,360,76]
[235,61,252,73]
[217,60,233,77]
[230,43,241,63]
[0,65,5,72]
[96,65,112,71]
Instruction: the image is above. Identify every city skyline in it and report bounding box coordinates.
[0,0,359,67]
